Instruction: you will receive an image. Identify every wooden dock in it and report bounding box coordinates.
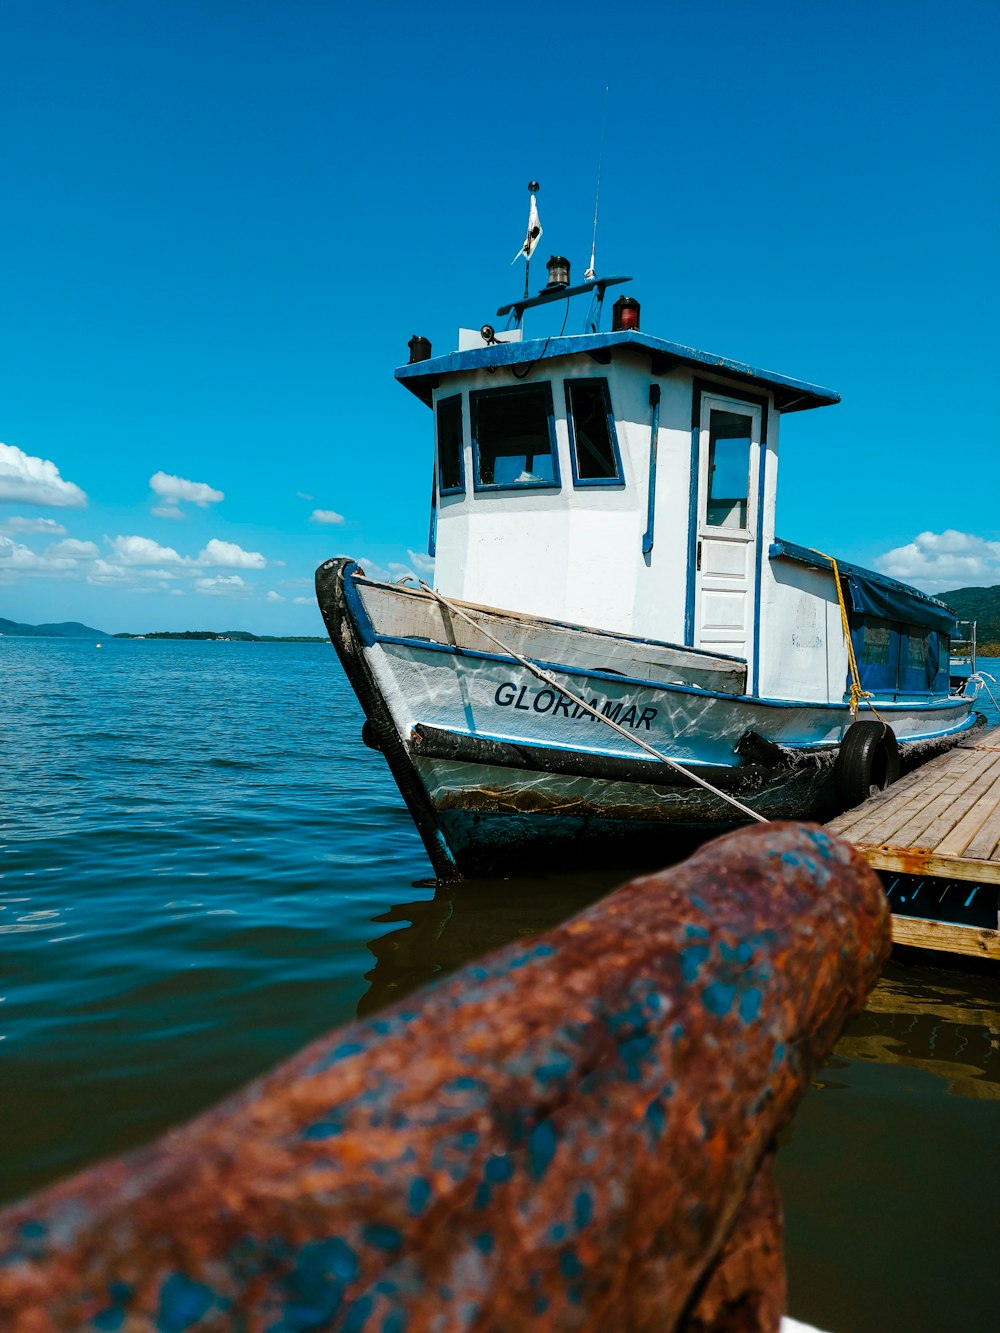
[828,737,1000,961]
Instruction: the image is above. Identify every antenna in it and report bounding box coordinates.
[585,86,609,282]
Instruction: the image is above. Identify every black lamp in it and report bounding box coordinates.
[545,256,570,289]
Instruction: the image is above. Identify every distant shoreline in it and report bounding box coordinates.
[113,632,328,643]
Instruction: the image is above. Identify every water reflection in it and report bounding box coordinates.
[357,861,656,1018]
[836,962,1000,1100]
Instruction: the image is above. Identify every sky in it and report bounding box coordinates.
[1,0,998,634]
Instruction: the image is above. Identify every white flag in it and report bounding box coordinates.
[512,192,543,263]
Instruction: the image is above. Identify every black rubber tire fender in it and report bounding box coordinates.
[835,720,900,810]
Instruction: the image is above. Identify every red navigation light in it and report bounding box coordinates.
[612,296,640,332]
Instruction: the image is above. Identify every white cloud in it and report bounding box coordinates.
[195,574,249,596]
[876,529,1000,593]
[0,443,87,508]
[152,504,185,520]
[406,549,434,580]
[266,590,285,603]
[46,538,99,559]
[296,490,314,501]
[150,471,224,508]
[0,535,79,579]
[87,559,133,585]
[110,535,190,566]
[310,509,345,525]
[293,596,312,605]
[0,515,67,536]
[198,538,266,570]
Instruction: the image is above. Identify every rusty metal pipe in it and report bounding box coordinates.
[0,823,889,1331]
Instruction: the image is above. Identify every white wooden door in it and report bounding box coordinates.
[694,393,762,663]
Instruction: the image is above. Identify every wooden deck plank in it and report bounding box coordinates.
[828,764,941,835]
[829,755,970,841]
[889,784,982,851]
[895,756,1000,848]
[861,846,1000,886]
[963,801,1000,860]
[840,755,996,846]
[935,766,1000,857]
[830,736,1000,959]
[893,754,1000,850]
[890,913,1000,960]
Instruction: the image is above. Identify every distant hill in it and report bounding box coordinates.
[0,617,107,638]
[940,585,1000,652]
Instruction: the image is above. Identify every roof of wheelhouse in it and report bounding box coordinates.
[395,329,840,413]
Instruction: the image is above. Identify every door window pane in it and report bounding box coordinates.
[472,384,558,488]
[706,410,752,529]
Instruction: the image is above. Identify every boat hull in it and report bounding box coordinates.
[316,559,983,879]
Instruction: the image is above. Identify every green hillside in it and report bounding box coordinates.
[940,586,1000,653]
[0,617,107,638]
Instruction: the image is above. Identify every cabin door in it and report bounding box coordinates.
[693,393,762,664]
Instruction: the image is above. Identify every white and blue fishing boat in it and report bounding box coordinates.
[316,231,983,881]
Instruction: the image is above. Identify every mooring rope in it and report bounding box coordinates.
[416,581,769,824]
[810,549,886,723]
[972,670,1000,718]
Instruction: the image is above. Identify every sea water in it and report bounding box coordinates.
[1,637,998,1332]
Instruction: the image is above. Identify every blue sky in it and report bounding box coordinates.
[1,0,997,634]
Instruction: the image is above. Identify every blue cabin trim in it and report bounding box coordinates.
[642,384,661,556]
[684,424,698,646]
[396,330,840,414]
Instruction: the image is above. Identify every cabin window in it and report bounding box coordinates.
[565,378,623,485]
[861,621,892,667]
[436,394,465,494]
[901,626,948,694]
[706,410,752,529]
[849,615,901,696]
[471,383,559,490]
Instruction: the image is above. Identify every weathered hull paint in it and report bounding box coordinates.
[316,559,981,880]
[0,823,891,1332]
[422,758,840,872]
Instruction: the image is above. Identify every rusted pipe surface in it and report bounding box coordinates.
[0,823,889,1331]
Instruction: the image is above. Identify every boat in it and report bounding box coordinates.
[315,228,984,881]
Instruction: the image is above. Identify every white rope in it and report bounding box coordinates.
[417,581,769,824]
[972,671,1000,718]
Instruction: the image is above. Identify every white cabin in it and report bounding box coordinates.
[397,321,954,709]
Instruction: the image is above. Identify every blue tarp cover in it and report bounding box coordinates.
[769,539,958,637]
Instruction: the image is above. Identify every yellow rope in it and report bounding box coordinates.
[810,548,884,722]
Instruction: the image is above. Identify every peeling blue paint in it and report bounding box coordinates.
[363,1224,403,1253]
[156,1273,213,1332]
[680,944,709,984]
[341,1294,374,1332]
[739,988,763,1023]
[407,1177,431,1216]
[485,1153,512,1184]
[559,1249,583,1278]
[92,1308,126,1331]
[529,1120,558,1180]
[702,982,736,1017]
